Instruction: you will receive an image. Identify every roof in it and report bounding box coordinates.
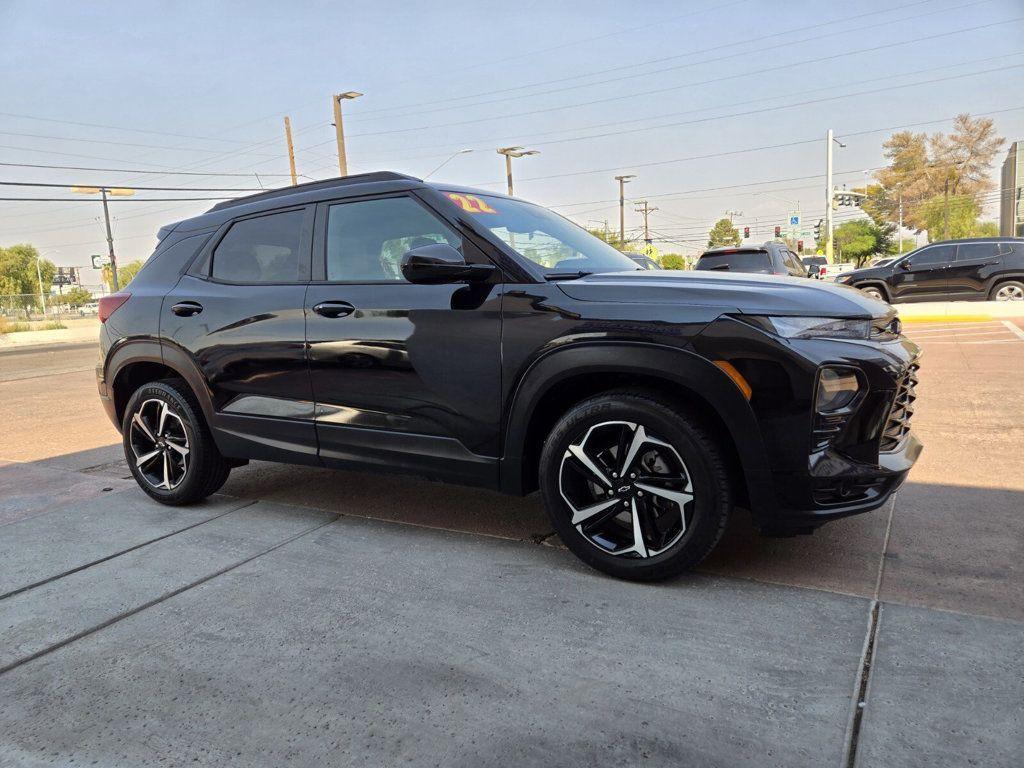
[206,171,421,212]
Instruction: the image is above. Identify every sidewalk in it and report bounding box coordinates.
[0,318,99,347]
[896,300,1024,323]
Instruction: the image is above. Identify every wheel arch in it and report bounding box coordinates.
[500,342,775,516]
[853,280,891,301]
[988,275,1024,299]
[107,339,214,431]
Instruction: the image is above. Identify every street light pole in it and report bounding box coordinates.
[496,147,539,196]
[825,129,846,263]
[615,174,636,245]
[35,252,46,317]
[897,185,904,254]
[332,91,362,177]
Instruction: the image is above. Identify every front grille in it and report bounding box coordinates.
[879,361,919,451]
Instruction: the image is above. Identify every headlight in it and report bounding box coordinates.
[835,273,855,283]
[816,366,862,412]
[744,315,871,340]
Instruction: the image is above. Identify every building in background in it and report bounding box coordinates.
[1001,141,1023,237]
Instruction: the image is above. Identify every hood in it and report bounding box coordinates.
[556,269,892,319]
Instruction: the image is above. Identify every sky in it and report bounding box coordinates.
[1,0,1022,281]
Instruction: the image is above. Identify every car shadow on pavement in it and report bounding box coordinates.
[3,446,1022,617]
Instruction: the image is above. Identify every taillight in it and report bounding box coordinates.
[819,266,827,277]
[98,293,131,323]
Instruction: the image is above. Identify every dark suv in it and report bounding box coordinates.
[696,242,810,278]
[97,172,921,581]
[835,238,1024,303]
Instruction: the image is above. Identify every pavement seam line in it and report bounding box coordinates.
[0,499,258,602]
[0,513,341,676]
[841,493,897,767]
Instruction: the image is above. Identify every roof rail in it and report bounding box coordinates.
[207,171,421,212]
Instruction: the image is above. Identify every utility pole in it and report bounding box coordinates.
[615,174,636,246]
[101,187,119,291]
[897,185,904,254]
[332,91,362,177]
[825,129,845,263]
[283,116,298,186]
[634,201,658,244]
[726,209,743,224]
[496,147,539,196]
[35,253,46,317]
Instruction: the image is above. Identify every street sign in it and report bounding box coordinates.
[642,243,660,260]
[789,214,800,227]
[91,254,110,269]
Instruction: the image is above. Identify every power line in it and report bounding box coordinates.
[0,160,293,177]
[336,14,1021,139]
[349,0,961,123]
[0,180,261,192]
[0,197,235,202]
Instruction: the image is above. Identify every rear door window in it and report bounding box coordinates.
[955,243,1001,261]
[696,251,771,272]
[211,209,306,283]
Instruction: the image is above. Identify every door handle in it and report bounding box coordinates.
[313,300,355,318]
[171,301,203,317]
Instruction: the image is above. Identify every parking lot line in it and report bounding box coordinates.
[1001,320,1024,340]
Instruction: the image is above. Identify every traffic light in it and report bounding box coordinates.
[797,240,804,252]
[774,225,781,238]
[743,226,750,238]
[813,219,823,239]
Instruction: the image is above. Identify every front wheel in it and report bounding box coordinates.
[539,391,731,581]
[122,378,231,505]
[859,285,886,302]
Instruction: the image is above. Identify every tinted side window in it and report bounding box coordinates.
[325,196,460,282]
[212,209,305,283]
[909,244,955,266]
[956,243,1000,261]
[696,252,771,271]
[999,243,1015,256]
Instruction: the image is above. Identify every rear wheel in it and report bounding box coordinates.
[991,281,1024,302]
[122,378,231,505]
[539,391,731,581]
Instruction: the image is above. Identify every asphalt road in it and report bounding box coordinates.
[1,325,1022,767]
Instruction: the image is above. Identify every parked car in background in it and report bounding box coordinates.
[802,255,828,279]
[696,242,809,277]
[78,302,100,316]
[95,172,920,581]
[869,257,896,268]
[834,237,1024,302]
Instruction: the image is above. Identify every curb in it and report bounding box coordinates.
[899,315,1000,324]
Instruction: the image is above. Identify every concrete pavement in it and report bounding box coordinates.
[1,326,1022,766]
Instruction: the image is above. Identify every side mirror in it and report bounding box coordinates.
[400,243,495,285]
[899,260,912,271]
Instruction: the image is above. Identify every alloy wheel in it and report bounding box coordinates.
[862,287,884,301]
[995,284,1024,301]
[558,421,694,558]
[128,398,190,490]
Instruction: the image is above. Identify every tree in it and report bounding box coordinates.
[829,220,894,267]
[63,286,94,307]
[660,253,687,270]
[0,244,54,315]
[586,227,640,253]
[102,259,145,291]
[872,114,1004,236]
[707,217,740,248]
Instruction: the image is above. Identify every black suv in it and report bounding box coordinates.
[97,172,921,581]
[696,242,810,278]
[835,238,1024,303]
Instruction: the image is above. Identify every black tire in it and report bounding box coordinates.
[121,378,231,505]
[539,390,731,581]
[858,284,887,302]
[990,280,1024,302]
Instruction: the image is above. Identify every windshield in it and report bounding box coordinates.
[442,192,640,275]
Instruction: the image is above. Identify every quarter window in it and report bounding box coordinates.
[325,196,460,282]
[212,209,305,283]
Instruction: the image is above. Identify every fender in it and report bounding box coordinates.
[850,279,891,301]
[499,341,775,516]
[105,337,217,433]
